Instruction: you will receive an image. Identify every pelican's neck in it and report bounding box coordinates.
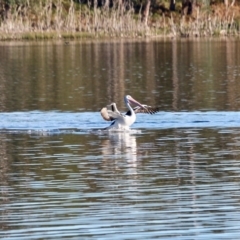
[124,97,133,113]
[126,101,133,112]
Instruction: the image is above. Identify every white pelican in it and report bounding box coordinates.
[100,95,159,130]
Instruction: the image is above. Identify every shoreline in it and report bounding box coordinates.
[0,35,239,46]
[0,31,239,42]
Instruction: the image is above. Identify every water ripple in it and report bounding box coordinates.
[1,128,240,239]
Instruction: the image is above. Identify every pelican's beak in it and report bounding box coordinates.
[127,95,149,112]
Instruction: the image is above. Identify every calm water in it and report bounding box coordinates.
[1,39,240,239]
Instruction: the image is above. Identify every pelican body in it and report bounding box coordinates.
[100,95,159,130]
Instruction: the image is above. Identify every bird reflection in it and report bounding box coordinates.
[101,131,138,176]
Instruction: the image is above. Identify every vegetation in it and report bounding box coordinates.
[0,0,239,40]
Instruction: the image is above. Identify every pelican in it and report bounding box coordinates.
[100,95,159,130]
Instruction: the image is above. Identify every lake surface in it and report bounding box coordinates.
[1,39,240,239]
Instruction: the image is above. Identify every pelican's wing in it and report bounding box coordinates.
[100,103,122,121]
[134,105,160,114]
[126,105,160,116]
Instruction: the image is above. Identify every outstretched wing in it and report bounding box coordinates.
[100,102,123,121]
[126,105,159,116]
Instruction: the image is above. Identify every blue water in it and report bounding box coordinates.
[0,111,240,132]
[1,120,240,239]
[1,39,240,240]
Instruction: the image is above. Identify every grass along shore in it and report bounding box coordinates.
[0,1,240,40]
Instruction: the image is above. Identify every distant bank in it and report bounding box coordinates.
[0,1,239,40]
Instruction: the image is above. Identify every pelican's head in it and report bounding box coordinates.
[124,95,148,111]
[124,95,137,105]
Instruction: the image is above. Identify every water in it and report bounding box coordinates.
[1,39,240,239]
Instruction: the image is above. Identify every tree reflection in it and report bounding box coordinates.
[0,40,240,111]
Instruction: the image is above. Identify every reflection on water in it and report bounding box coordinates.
[1,128,240,239]
[101,131,138,175]
[0,39,240,112]
[1,39,240,239]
